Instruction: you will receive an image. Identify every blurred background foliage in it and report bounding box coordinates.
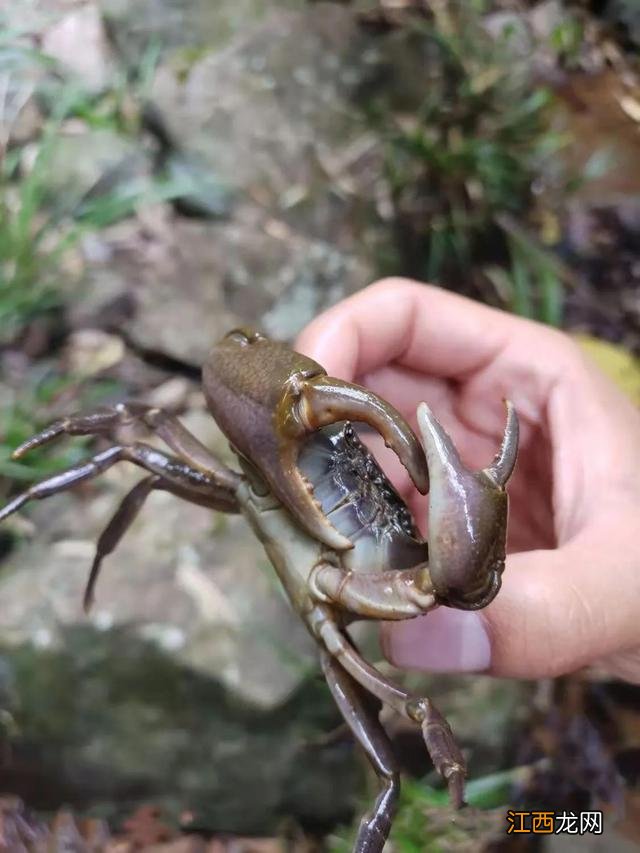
[0,1,639,851]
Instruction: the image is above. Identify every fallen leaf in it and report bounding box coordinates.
[574,334,640,404]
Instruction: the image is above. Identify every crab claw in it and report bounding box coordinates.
[274,372,430,550]
[417,400,519,610]
[483,400,519,488]
[278,373,429,490]
[203,329,429,552]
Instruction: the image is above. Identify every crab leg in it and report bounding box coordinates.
[1,442,241,609]
[83,473,238,612]
[321,651,400,853]
[0,442,239,526]
[312,607,466,808]
[12,403,240,492]
[83,474,160,611]
[310,562,437,618]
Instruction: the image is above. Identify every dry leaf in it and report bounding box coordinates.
[574,334,640,404]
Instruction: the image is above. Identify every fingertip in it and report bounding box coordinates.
[482,537,640,679]
[296,278,429,378]
[384,530,640,681]
[384,608,492,673]
[295,311,360,379]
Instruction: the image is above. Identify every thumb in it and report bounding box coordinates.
[383,506,640,681]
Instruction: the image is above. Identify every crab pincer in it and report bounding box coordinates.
[203,328,429,551]
[418,399,519,609]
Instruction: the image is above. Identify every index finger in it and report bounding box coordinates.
[296,278,512,381]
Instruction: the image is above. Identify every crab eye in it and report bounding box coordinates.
[225,328,265,346]
[225,329,250,345]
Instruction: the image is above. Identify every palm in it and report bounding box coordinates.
[298,280,640,681]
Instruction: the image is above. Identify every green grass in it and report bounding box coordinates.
[0,30,200,347]
[0,104,201,346]
[361,1,576,324]
[0,371,125,485]
[0,102,73,345]
[0,29,212,498]
[329,762,547,852]
[485,214,572,326]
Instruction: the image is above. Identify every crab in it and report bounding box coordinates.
[0,328,518,852]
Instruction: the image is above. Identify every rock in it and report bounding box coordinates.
[42,4,115,92]
[159,149,235,220]
[64,329,125,377]
[73,2,383,359]
[0,1,73,34]
[99,0,296,65]
[0,627,359,833]
[145,5,373,233]
[73,205,370,362]
[146,377,193,410]
[34,126,153,220]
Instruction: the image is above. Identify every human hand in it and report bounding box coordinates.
[297,278,640,683]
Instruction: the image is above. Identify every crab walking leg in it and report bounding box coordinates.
[0,442,240,527]
[12,403,240,491]
[83,474,160,611]
[321,651,400,853]
[312,608,466,808]
[83,471,240,612]
[310,563,437,618]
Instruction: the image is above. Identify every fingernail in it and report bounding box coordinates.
[386,608,491,673]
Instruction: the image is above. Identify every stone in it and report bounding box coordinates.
[42,4,114,92]
[35,126,153,218]
[145,5,372,233]
[99,0,301,64]
[0,1,84,34]
[160,149,235,220]
[0,627,359,833]
[73,205,369,363]
[64,329,125,377]
[76,3,382,360]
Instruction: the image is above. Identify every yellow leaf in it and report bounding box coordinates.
[574,334,640,404]
[470,66,502,95]
[538,209,561,245]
